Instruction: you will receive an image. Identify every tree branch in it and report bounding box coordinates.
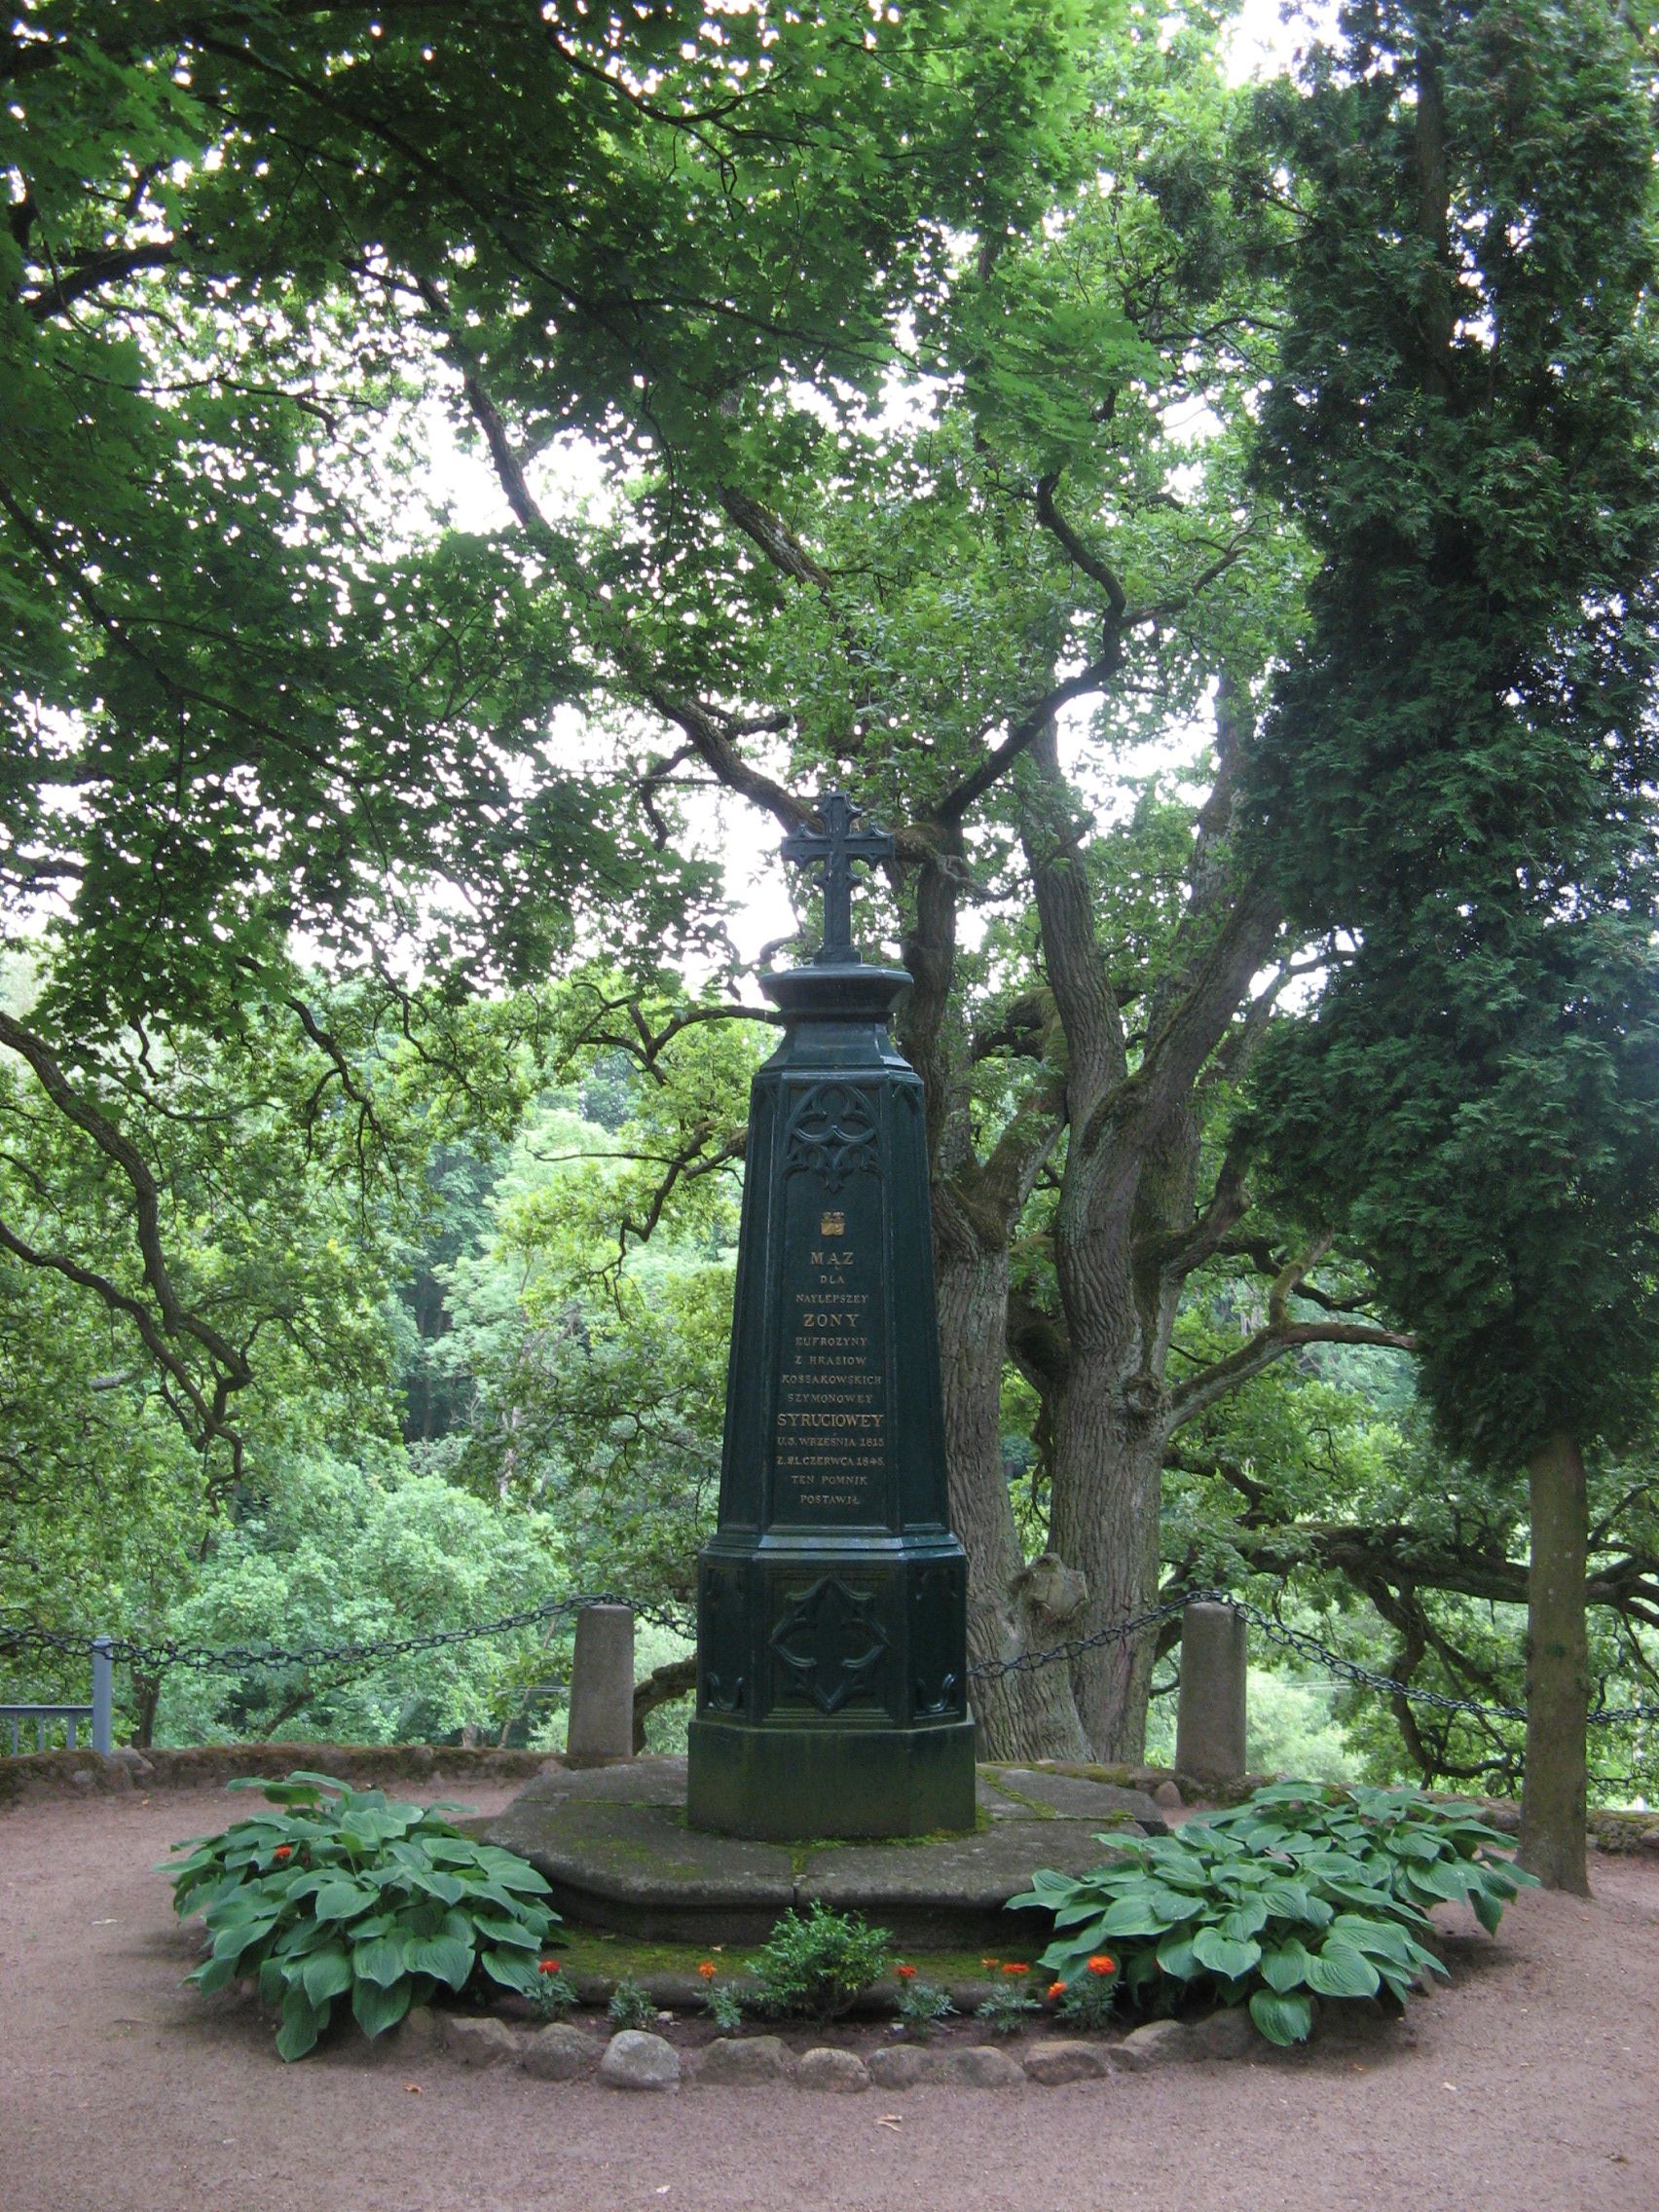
[1165,1244,1417,1430]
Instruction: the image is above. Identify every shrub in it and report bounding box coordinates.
[163,1770,558,2060]
[750,1901,891,2023]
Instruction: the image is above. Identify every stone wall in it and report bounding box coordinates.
[0,1740,554,1812]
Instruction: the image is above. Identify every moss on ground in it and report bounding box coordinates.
[545,1926,1002,1984]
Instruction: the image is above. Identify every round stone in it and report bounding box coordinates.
[599,2029,681,2091]
[796,2047,869,2093]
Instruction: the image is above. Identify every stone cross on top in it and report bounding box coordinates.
[781,791,894,966]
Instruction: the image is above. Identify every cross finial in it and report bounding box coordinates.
[780,791,894,965]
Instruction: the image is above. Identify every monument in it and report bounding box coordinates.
[685,792,977,1839]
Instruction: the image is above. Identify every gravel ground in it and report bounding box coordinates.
[1,1782,1655,2212]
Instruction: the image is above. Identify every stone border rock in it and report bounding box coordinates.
[425,2006,1271,2091]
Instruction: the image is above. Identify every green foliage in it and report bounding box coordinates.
[1052,1960,1119,2031]
[893,1969,955,2040]
[155,1455,566,1748]
[529,1961,577,2023]
[749,1902,892,2024]
[607,1974,657,2033]
[974,1968,1044,2035]
[164,1772,558,2061]
[1013,1780,1535,2046]
[1203,1783,1539,1938]
[1243,0,1659,1466]
[705,1979,746,2035]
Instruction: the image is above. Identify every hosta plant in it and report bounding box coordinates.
[1011,1821,1448,2048]
[1201,1784,1538,1936]
[164,1771,559,2060]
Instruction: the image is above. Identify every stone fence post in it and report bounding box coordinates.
[564,1604,635,1766]
[1174,1601,1247,1790]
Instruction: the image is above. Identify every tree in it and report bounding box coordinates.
[362,0,1426,1761]
[1243,0,1659,1886]
[5,0,1042,1442]
[6,0,1427,1765]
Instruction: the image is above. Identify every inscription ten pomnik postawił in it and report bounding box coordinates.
[685,793,977,1841]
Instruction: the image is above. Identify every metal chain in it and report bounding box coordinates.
[0,1593,693,1677]
[3,1585,1652,1732]
[967,1586,1656,1729]
[965,1595,1196,1684]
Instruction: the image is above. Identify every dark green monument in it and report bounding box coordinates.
[685,793,977,1840]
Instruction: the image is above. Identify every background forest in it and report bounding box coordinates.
[4,0,1659,1882]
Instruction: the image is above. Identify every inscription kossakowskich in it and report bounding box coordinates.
[686,790,977,1840]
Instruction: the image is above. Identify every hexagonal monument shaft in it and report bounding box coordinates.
[686,960,977,1839]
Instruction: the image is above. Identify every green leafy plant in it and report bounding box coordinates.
[607,1972,656,2031]
[1051,1952,1119,2032]
[1013,1821,1447,2048]
[164,1771,558,2061]
[893,1964,954,2040]
[696,1960,745,2032]
[750,1902,891,2024]
[975,1962,1041,2036]
[530,1958,577,2022]
[1201,1784,1539,1936]
[1014,1781,1539,2048]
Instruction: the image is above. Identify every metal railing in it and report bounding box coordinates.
[0,1636,112,1755]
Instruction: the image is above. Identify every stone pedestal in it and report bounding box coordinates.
[686,959,976,1840]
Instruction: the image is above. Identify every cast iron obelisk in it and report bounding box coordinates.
[686,793,977,1839]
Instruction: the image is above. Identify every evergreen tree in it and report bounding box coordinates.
[1245,0,1659,1885]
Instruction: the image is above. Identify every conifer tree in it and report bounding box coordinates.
[1246,0,1659,1886]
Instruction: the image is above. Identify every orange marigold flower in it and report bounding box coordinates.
[1047,1981,1067,2002]
[537,1960,561,1975]
[697,1960,718,1979]
[896,1964,917,1980]
[980,1957,1000,1972]
[272,1845,293,1861]
[1087,1955,1116,1976]
[1002,1962,1029,1976]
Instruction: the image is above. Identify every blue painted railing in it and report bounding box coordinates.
[0,1637,113,1756]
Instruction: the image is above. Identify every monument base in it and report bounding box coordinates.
[686,1715,977,1840]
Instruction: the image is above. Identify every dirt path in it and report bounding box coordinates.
[2,1784,1655,2212]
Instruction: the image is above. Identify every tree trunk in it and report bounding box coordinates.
[1049,1364,1167,1758]
[132,1672,161,1751]
[936,1197,1088,1759]
[1519,1427,1590,1895]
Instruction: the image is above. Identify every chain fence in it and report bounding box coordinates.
[1,1585,1651,1731]
[0,1593,693,1678]
[966,1586,1654,1727]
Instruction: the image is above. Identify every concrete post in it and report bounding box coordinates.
[92,1635,114,1755]
[564,1604,635,1766]
[1175,1601,1247,1789]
